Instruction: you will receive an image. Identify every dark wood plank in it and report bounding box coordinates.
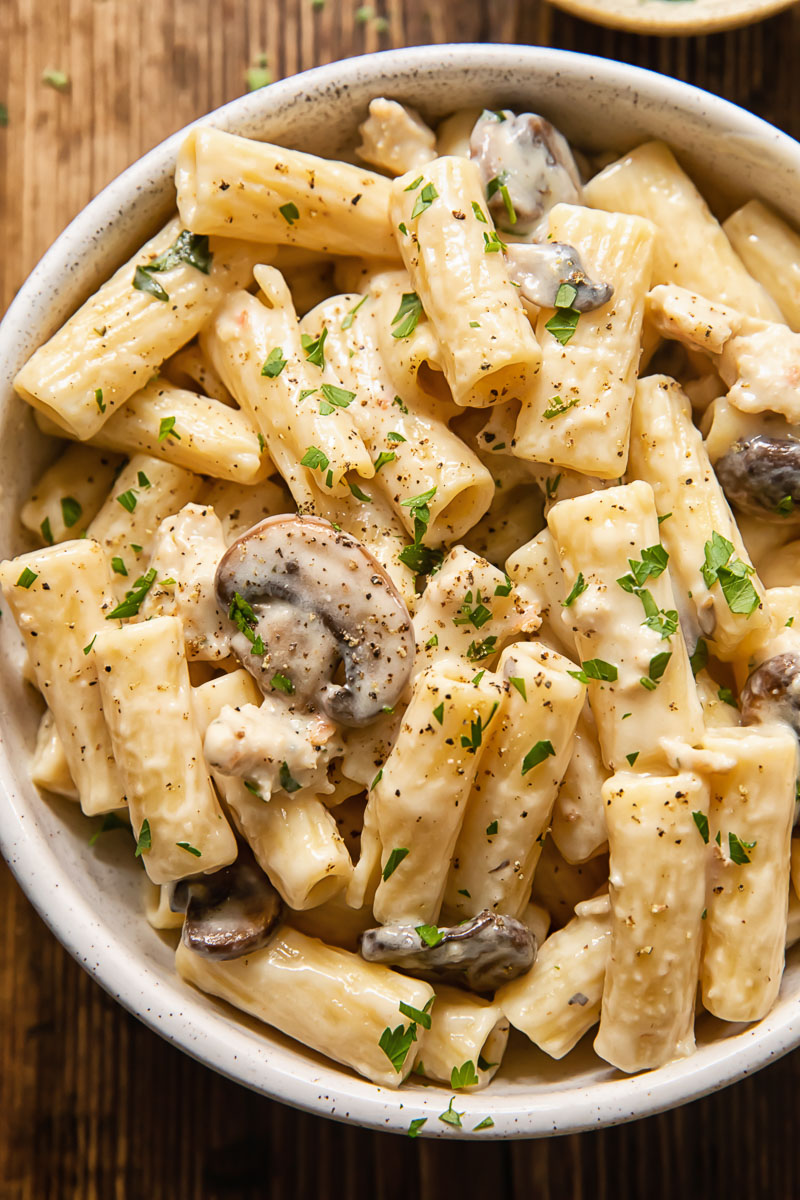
[3,2,800,1196]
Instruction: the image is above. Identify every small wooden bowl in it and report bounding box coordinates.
[548,0,797,36]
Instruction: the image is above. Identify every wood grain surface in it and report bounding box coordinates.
[2,2,800,1196]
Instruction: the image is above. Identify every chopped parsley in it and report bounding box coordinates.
[137,471,151,489]
[383,847,409,880]
[425,634,439,649]
[461,703,498,753]
[626,751,640,766]
[618,544,669,590]
[404,175,424,192]
[701,531,759,615]
[111,557,128,576]
[689,637,708,677]
[399,997,434,1030]
[176,841,201,857]
[486,172,516,226]
[692,811,709,843]
[486,820,498,836]
[451,1060,479,1089]
[370,768,383,791]
[453,588,492,630]
[777,495,794,516]
[543,394,580,420]
[88,812,126,846]
[270,672,294,694]
[647,650,672,684]
[473,1116,495,1130]
[106,568,158,620]
[279,762,302,793]
[301,327,328,367]
[509,676,527,701]
[387,431,406,443]
[320,383,355,410]
[95,387,106,413]
[227,591,266,655]
[245,55,272,91]
[40,517,53,546]
[393,395,409,414]
[301,446,330,471]
[279,201,300,225]
[116,489,137,513]
[729,831,756,864]
[471,201,488,223]
[83,635,97,656]
[16,568,38,592]
[718,686,738,708]
[132,231,212,302]
[415,924,444,948]
[545,473,562,501]
[262,346,287,378]
[562,572,587,607]
[483,229,507,253]
[342,295,368,329]
[410,181,438,219]
[157,415,180,442]
[432,702,444,725]
[521,740,555,775]
[243,780,262,798]
[407,1118,427,1138]
[348,480,372,503]
[466,635,498,663]
[132,265,170,302]
[378,1021,417,1072]
[545,297,581,346]
[391,292,423,339]
[568,658,618,684]
[374,451,396,472]
[134,819,151,857]
[494,573,513,597]
[42,68,70,91]
[438,1097,464,1128]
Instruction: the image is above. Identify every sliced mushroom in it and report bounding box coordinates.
[359,910,536,992]
[215,514,415,727]
[170,848,284,960]
[505,241,613,313]
[469,109,581,235]
[741,651,800,736]
[715,435,800,523]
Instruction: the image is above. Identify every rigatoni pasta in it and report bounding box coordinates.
[7,99,800,1103]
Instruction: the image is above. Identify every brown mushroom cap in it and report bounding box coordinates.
[469,109,581,235]
[716,436,800,524]
[360,910,536,992]
[215,514,415,727]
[170,848,284,960]
[741,651,800,736]
[506,241,614,313]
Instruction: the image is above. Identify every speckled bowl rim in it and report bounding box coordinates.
[2,44,800,1139]
[547,0,797,37]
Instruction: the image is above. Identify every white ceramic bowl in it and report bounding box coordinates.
[548,0,796,37]
[2,44,800,1140]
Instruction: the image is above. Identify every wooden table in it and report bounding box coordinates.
[2,2,800,1195]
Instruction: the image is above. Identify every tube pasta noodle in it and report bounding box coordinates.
[550,703,609,865]
[85,378,270,484]
[0,540,127,815]
[14,218,264,439]
[419,985,509,1089]
[200,475,292,544]
[87,454,202,582]
[192,671,353,910]
[701,726,797,1023]
[443,642,585,921]
[723,200,800,331]
[176,928,433,1088]
[203,275,372,506]
[412,546,532,680]
[372,667,503,925]
[176,127,399,260]
[31,710,78,801]
[93,616,237,885]
[498,896,611,1059]
[594,771,709,1074]
[583,142,782,321]
[513,204,656,479]
[11,100,800,1090]
[21,444,123,545]
[299,292,495,545]
[390,156,542,408]
[547,481,703,771]
[628,375,769,660]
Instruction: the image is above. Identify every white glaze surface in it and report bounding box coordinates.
[3,45,800,1138]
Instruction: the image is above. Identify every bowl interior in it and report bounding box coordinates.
[2,44,800,1138]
